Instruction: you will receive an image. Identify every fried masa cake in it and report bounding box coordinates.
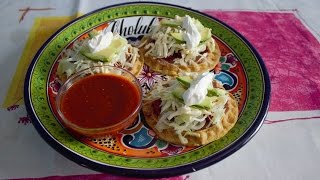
[56,30,143,82]
[139,15,221,76]
[142,73,239,146]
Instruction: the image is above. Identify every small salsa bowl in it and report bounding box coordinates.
[56,65,142,137]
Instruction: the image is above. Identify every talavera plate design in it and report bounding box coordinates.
[24,2,270,178]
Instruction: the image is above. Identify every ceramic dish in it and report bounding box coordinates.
[24,2,270,178]
[55,65,143,137]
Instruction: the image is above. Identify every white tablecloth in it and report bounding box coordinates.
[0,1,319,179]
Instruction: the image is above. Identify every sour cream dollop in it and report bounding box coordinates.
[88,31,113,53]
[183,72,215,106]
[182,15,201,49]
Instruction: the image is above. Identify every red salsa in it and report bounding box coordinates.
[60,74,140,129]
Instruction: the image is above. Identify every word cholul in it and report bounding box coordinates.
[110,17,157,36]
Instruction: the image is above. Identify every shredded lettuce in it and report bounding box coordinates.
[56,58,76,78]
[147,74,229,144]
[57,31,139,79]
[141,15,216,66]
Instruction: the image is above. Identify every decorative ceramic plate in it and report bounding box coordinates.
[24,2,270,178]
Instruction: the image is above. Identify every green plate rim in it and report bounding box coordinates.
[24,2,270,178]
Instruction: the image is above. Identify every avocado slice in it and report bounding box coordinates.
[207,88,226,97]
[80,37,127,62]
[161,19,182,27]
[172,87,185,102]
[170,32,185,42]
[176,76,224,97]
[172,86,214,110]
[169,28,211,44]
[80,51,111,62]
[176,76,192,88]
[200,28,212,42]
[192,97,214,110]
[170,33,186,44]
[194,19,205,31]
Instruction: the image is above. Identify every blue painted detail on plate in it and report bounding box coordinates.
[215,70,238,90]
[215,71,234,85]
[23,2,270,178]
[122,127,157,149]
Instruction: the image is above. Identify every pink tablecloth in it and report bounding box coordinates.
[205,10,320,112]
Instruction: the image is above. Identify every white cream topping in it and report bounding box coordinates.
[182,15,201,49]
[183,72,215,106]
[144,72,230,144]
[88,31,113,53]
[57,30,139,78]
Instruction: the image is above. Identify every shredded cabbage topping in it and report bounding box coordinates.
[146,73,229,144]
[57,31,139,79]
[140,15,216,66]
